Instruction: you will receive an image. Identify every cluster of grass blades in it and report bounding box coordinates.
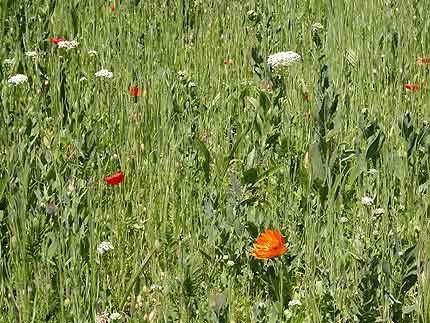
[1,0,429,322]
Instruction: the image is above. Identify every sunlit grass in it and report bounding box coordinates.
[1,0,429,322]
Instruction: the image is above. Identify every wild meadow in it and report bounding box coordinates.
[1,0,430,322]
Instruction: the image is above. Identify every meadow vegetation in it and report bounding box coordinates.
[1,0,429,322]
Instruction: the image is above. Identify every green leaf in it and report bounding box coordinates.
[193,138,211,183]
[242,167,258,186]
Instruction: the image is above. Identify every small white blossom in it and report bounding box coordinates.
[79,76,87,82]
[284,309,293,320]
[88,49,98,56]
[226,260,235,267]
[288,299,302,307]
[361,196,374,206]
[58,40,79,49]
[95,69,113,79]
[25,51,38,58]
[311,22,324,33]
[368,168,378,176]
[4,58,15,65]
[8,74,28,86]
[373,208,385,216]
[339,216,349,223]
[109,312,122,321]
[150,283,162,291]
[97,241,114,254]
[267,51,301,71]
[96,312,108,323]
[147,309,156,322]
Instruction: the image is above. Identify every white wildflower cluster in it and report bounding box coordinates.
[267,51,301,71]
[288,299,302,307]
[88,49,97,56]
[97,241,114,254]
[25,51,38,58]
[372,208,385,216]
[311,22,324,33]
[8,74,28,86]
[4,58,15,65]
[95,69,113,79]
[109,312,122,321]
[58,40,79,49]
[361,196,374,206]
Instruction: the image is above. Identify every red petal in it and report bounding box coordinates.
[405,83,419,92]
[104,171,124,186]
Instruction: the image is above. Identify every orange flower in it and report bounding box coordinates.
[104,171,124,186]
[418,57,429,65]
[251,229,288,259]
[405,83,419,92]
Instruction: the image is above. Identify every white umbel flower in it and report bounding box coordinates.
[8,74,28,86]
[97,241,114,254]
[267,51,301,71]
[88,49,97,56]
[372,208,385,216]
[95,69,113,79]
[58,40,79,49]
[4,58,15,65]
[311,22,324,33]
[361,196,374,206]
[109,312,122,321]
[25,51,38,58]
[288,299,302,307]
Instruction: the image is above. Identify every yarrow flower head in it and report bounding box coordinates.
[251,229,288,259]
[4,58,15,65]
[361,196,374,206]
[267,51,301,72]
[25,51,38,58]
[8,74,28,86]
[311,22,324,33]
[97,241,114,254]
[88,49,97,56]
[58,40,79,49]
[109,312,122,321]
[95,69,113,79]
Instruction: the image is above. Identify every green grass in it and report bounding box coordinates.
[1,0,430,322]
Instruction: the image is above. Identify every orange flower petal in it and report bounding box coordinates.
[251,229,288,259]
[418,57,429,65]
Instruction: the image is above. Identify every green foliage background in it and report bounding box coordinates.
[0,0,429,322]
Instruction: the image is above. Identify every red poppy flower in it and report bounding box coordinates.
[405,83,419,92]
[418,57,429,65]
[104,171,124,186]
[223,58,233,65]
[129,87,143,97]
[111,3,116,12]
[49,37,64,44]
[251,229,288,259]
[303,94,311,101]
